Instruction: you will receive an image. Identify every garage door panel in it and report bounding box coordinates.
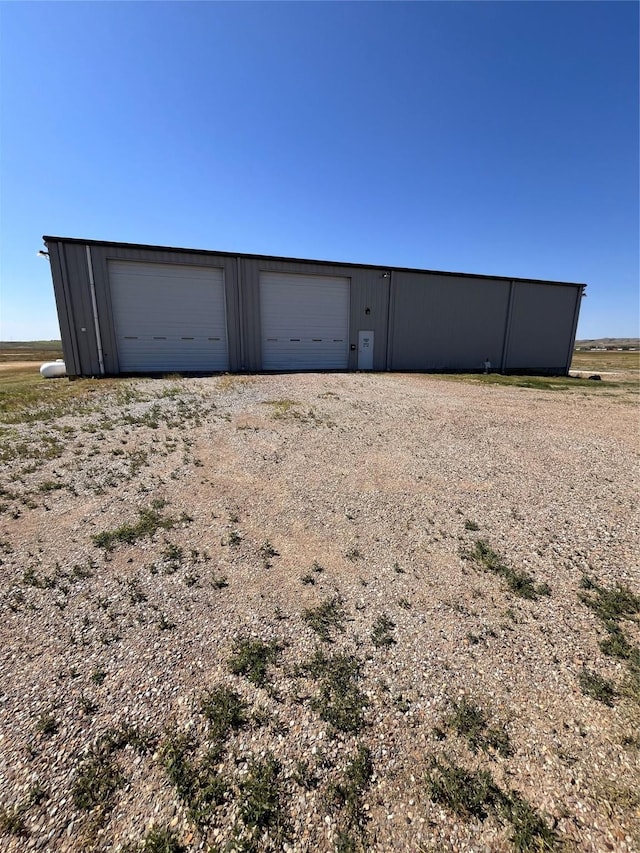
[109,261,229,371]
[260,272,349,370]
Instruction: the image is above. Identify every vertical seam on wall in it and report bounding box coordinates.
[500,280,515,372]
[236,256,244,370]
[385,271,394,371]
[86,246,105,375]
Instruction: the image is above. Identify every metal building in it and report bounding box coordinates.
[43,236,584,377]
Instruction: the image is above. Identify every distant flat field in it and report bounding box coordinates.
[570,349,639,381]
[0,341,63,363]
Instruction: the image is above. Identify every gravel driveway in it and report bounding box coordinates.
[0,372,638,852]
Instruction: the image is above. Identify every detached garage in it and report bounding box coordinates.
[43,236,584,377]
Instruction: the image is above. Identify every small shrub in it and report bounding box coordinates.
[160,729,196,803]
[228,638,281,687]
[35,712,58,737]
[100,723,158,755]
[327,744,373,836]
[426,758,501,820]
[260,540,279,568]
[227,529,242,546]
[92,506,185,550]
[238,753,286,835]
[161,543,183,572]
[446,697,512,757]
[462,540,550,600]
[301,649,367,734]
[157,613,176,631]
[200,685,247,742]
[371,614,396,649]
[0,804,28,836]
[500,791,560,852]
[578,579,640,624]
[302,596,346,643]
[464,520,479,531]
[141,827,187,853]
[72,753,124,810]
[579,669,616,706]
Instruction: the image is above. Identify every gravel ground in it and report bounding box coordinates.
[0,372,638,852]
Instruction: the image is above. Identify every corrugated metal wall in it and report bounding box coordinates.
[45,238,583,377]
[505,283,582,371]
[237,258,390,371]
[389,272,511,371]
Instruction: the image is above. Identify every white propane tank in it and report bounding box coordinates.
[40,359,66,378]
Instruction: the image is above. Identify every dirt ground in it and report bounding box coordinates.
[0,371,638,852]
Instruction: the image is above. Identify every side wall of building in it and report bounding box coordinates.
[505,282,582,372]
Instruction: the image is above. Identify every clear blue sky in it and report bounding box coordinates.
[1,1,638,340]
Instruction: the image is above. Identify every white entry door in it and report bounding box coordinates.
[358,330,374,370]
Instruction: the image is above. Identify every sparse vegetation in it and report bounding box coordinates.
[326,744,373,847]
[200,685,248,742]
[140,827,187,853]
[463,540,551,600]
[92,505,189,550]
[260,539,279,568]
[0,803,28,837]
[302,596,346,642]
[426,757,558,850]
[578,577,640,705]
[0,354,636,850]
[160,728,227,829]
[300,648,367,733]
[238,752,287,838]
[228,638,282,687]
[579,669,617,706]
[35,711,58,737]
[426,757,501,820]
[446,697,512,757]
[371,614,396,648]
[72,751,125,811]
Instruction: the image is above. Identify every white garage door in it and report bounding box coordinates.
[260,272,350,370]
[108,261,229,372]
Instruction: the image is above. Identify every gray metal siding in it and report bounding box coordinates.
[47,241,80,376]
[348,269,390,371]
[49,242,102,377]
[390,272,510,370]
[506,283,581,370]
